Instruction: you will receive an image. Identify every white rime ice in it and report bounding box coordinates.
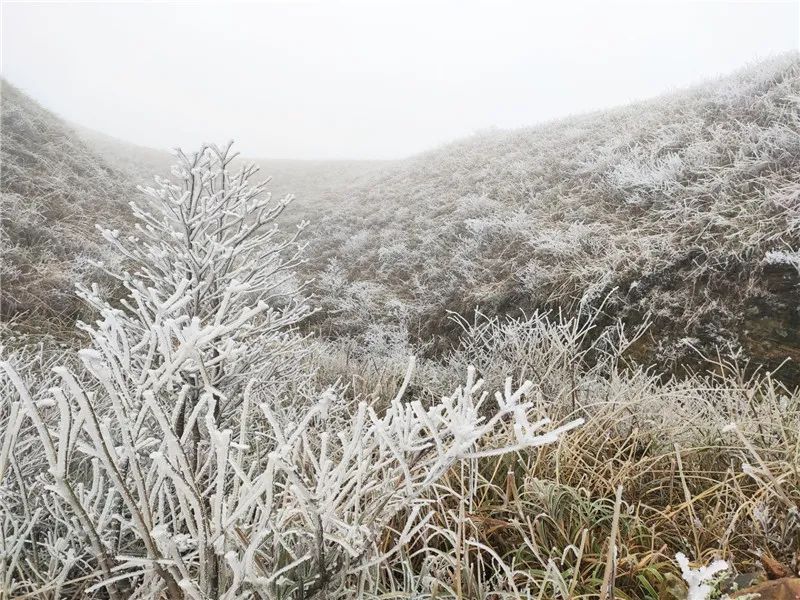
[675,553,730,600]
[0,143,580,599]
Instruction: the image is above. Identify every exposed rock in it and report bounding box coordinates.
[762,555,795,581]
[730,577,800,599]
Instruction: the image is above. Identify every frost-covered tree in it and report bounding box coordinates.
[83,142,311,427]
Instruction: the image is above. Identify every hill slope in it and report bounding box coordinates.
[0,80,132,331]
[302,55,800,382]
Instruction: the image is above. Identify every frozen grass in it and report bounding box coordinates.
[0,80,130,327]
[307,310,800,598]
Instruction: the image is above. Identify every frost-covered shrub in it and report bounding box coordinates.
[438,305,648,401]
[675,553,730,600]
[0,144,581,599]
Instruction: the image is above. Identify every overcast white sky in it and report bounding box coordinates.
[2,1,798,159]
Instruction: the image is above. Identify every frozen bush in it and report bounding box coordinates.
[0,143,581,598]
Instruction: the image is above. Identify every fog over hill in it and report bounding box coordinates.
[74,124,391,224]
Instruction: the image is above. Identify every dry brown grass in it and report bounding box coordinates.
[311,311,800,598]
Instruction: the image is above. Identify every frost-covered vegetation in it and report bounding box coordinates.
[2,56,800,599]
[1,145,585,598]
[303,55,800,384]
[0,81,129,330]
